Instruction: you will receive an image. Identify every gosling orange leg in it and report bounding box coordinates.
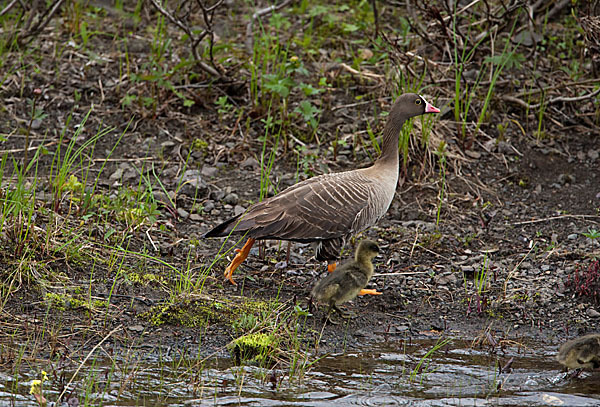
[359,288,382,296]
[224,238,256,285]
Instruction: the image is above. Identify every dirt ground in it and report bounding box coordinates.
[0,0,599,370]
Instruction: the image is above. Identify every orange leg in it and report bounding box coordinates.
[359,288,382,296]
[224,238,256,285]
[327,262,337,272]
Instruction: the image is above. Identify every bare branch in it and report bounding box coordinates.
[148,0,222,78]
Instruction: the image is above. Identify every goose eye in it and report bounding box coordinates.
[415,99,422,105]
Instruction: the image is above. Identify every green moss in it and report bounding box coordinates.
[141,299,226,328]
[127,272,166,286]
[45,293,67,311]
[229,333,279,365]
[44,292,106,312]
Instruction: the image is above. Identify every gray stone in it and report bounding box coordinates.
[203,201,215,212]
[109,167,124,180]
[588,150,599,161]
[435,272,458,286]
[201,166,218,177]
[586,308,600,318]
[177,207,190,219]
[31,119,42,130]
[567,233,578,240]
[224,192,239,205]
[234,205,246,216]
[128,324,145,332]
[240,156,259,169]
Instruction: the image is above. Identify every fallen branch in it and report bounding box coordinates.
[510,214,600,226]
[502,88,600,110]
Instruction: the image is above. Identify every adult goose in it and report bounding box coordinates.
[205,93,440,289]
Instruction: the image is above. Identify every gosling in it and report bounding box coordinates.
[556,333,600,370]
[311,239,381,320]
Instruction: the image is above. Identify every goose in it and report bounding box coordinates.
[311,239,380,320]
[556,333,600,370]
[204,93,440,289]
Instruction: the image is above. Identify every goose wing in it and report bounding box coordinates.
[237,171,377,241]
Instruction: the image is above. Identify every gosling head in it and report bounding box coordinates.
[355,239,380,262]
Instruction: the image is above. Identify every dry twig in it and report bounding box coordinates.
[148,0,223,78]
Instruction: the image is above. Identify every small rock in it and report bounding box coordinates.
[240,156,259,169]
[567,233,578,240]
[465,150,481,159]
[541,265,550,272]
[153,190,169,203]
[203,201,215,212]
[435,273,458,286]
[210,190,225,201]
[234,205,246,216]
[177,207,190,219]
[128,324,145,332]
[586,308,600,318]
[189,213,202,221]
[181,178,208,197]
[224,192,239,205]
[201,166,218,177]
[109,168,124,181]
[588,150,599,161]
[161,140,175,148]
[31,119,42,130]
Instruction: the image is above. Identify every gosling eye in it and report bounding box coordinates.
[415,99,422,105]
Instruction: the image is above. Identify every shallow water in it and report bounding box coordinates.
[2,338,599,406]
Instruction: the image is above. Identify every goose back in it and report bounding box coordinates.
[205,167,394,242]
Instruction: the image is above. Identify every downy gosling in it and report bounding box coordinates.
[556,333,600,370]
[311,239,380,320]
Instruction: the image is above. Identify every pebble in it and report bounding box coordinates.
[31,119,42,130]
[541,265,550,271]
[586,308,600,318]
[234,205,246,216]
[435,273,458,286]
[567,233,578,240]
[201,166,218,177]
[203,200,215,212]
[240,156,259,169]
[109,168,124,180]
[128,324,145,332]
[224,192,239,205]
[588,150,599,161]
[180,170,208,196]
[177,208,190,219]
